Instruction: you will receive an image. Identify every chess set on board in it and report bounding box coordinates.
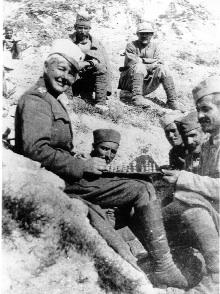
[103,158,163,181]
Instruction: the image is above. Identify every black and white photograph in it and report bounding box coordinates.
[2,0,220,293]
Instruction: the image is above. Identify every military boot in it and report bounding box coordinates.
[131,73,150,107]
[161,75,181,111]
[135,200,188,289]
[182,208,219,294]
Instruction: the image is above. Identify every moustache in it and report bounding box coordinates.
[199,117,210,124]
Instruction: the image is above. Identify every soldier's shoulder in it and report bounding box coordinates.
[126,40,138,49]
[19,79,48,105]
[150,40,160,48]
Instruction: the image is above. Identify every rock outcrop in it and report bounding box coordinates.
[2,148,156,294]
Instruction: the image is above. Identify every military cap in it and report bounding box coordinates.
[75,11,92,27]
[175,111,201,135]
[192,76,220,103]
[160,111,183,129]
[4,26,13,34]
[136,22,154,33]
[93,129,121,145]
[48,39,84,71]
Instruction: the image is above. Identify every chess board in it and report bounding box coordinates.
[102,158,163,181]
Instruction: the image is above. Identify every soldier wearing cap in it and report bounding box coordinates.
[160,112,186,170]
[162,76,220,293]
[3,26,22,59]
[176,111,206,174]
[69,11,112,111]
[65,128,188,289]
[118,21,181,110]
[14,41,188,288]
[15,39,88,178]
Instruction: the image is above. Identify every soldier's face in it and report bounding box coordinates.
[75,25,90,41]
[44,56,76,95]
[197,94,220,134]
[183,129,203,153]
[93,142,119,164]
[137,32,153,44]
[5,29,13,39]
[165,123,183,146]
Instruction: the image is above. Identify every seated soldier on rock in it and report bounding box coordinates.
[118,21,182,110]
[162,76,220,294]
[14,39,188,289]
[69,11,112,111]
[160,112,186,170]
[176,111,207,174]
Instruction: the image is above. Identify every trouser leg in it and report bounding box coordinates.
[94,72,108,104]
[162,200,191,247]
[131,64,149,107]
[72,77,94,102]
[67,179,187,288]
[182,208,219,293]
[182,208,219,274]
[132,199,188,288]
[160,72,179,110]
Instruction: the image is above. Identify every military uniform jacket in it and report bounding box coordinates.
[174,134,220,231]
[15,77,86,182]
[123,40,162,68]
[69,32,112,94]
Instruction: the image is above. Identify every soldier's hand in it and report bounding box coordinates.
[78,61,91,70]
[162,169,180,184]
[83,157,107,175]
[90,59,99,66]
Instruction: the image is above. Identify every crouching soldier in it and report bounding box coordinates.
[118,22,182,110]
[70,11,112,111]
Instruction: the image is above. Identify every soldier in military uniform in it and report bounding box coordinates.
[70,11,112,111]
[160,112,186,170]
[162,76,220,293]
[3,26,22,59]
[118,22,182,110]
[176,111,207,174]
[14,41,188,289]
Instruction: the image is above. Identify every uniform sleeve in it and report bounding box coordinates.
[176,170,220,202]
[20,94,85,180]
[125,42,141,65]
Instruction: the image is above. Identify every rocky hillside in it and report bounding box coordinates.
[2,0,220,293]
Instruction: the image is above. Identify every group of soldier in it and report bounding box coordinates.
[4,10,220,294]
[3,11,184,111]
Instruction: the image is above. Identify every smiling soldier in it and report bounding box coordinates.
[14,40,188,289]
[162,76,220,293]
